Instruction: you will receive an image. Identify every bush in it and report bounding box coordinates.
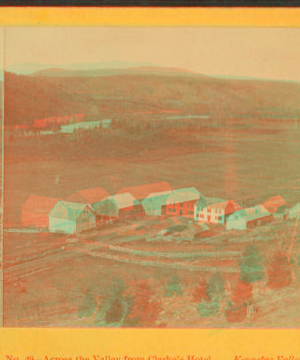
[166,225,188,234]
[197,297,220,317]
[192,278,210,303]
[164,275,184,297]
[239,243,265,284]
[224,302,248,323]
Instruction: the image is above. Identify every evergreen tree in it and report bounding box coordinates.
[267,251,292,289]
[239,243,265,283]
[208,271,225,299]
[109,277,126,300]
[192,277,210,303]
[128,280,162,327]
[231,278,253,307]
[164,275,184,297]
[104,277,127,325]
[77,289,97,318]
[223,278,252,324]
[105,298,125,324]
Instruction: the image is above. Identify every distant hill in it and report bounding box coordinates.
[31,66,200,78]
[5,70,300,126]
[5,61,166,76]
[5,72,92,126]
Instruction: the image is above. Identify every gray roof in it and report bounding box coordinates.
[203,197,226,206]
[50,201,93,220]
[291,202,300,211]
[228,205,270,222]
[105,193,140,210]
[167,187,201,204]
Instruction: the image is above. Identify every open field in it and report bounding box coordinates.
[4,116,300,226]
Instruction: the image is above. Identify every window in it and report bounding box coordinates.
[215,216,218,220]
[172,208,176,213]
[200,214,204,219]
[190,211,194,215]
[218,216,222,221]
[207,208,211,213]
[168,208,171,212]
[180,203,183,207]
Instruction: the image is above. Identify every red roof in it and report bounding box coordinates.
[22,195,60,214]
[207,200,242,214]
[263,195,287,208]
[67,187,110,204]
[33,114,85,128]
[117,182,173,200]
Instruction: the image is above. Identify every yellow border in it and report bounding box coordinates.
[0,8,299,27]
[1,6,300,359]
[1,328,300,358]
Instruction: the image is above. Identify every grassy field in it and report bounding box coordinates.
[4,116,300,226]
[3,213,300,327]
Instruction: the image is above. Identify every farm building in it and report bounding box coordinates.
[22,195,60,228]
[96,193,143,220]
[117,181,173,201]
[226,205,273,230]
[141,190,173,217]
[289,203,300,219]
[67,187,110,219]
[60,119,112,134]
[49,201,95,234]
[165,187,202,218]
[263,195,287,214]
[195,199,241,224]
[194,197,226,221]
[33,114,84,128]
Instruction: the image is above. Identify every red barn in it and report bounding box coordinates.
[117,181,173,201]
[33,114,85,128]
[22,195,60,228]
[263,195,287,214]
[67,187,109,206]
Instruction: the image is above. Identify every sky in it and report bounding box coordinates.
[3,27,300,81]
